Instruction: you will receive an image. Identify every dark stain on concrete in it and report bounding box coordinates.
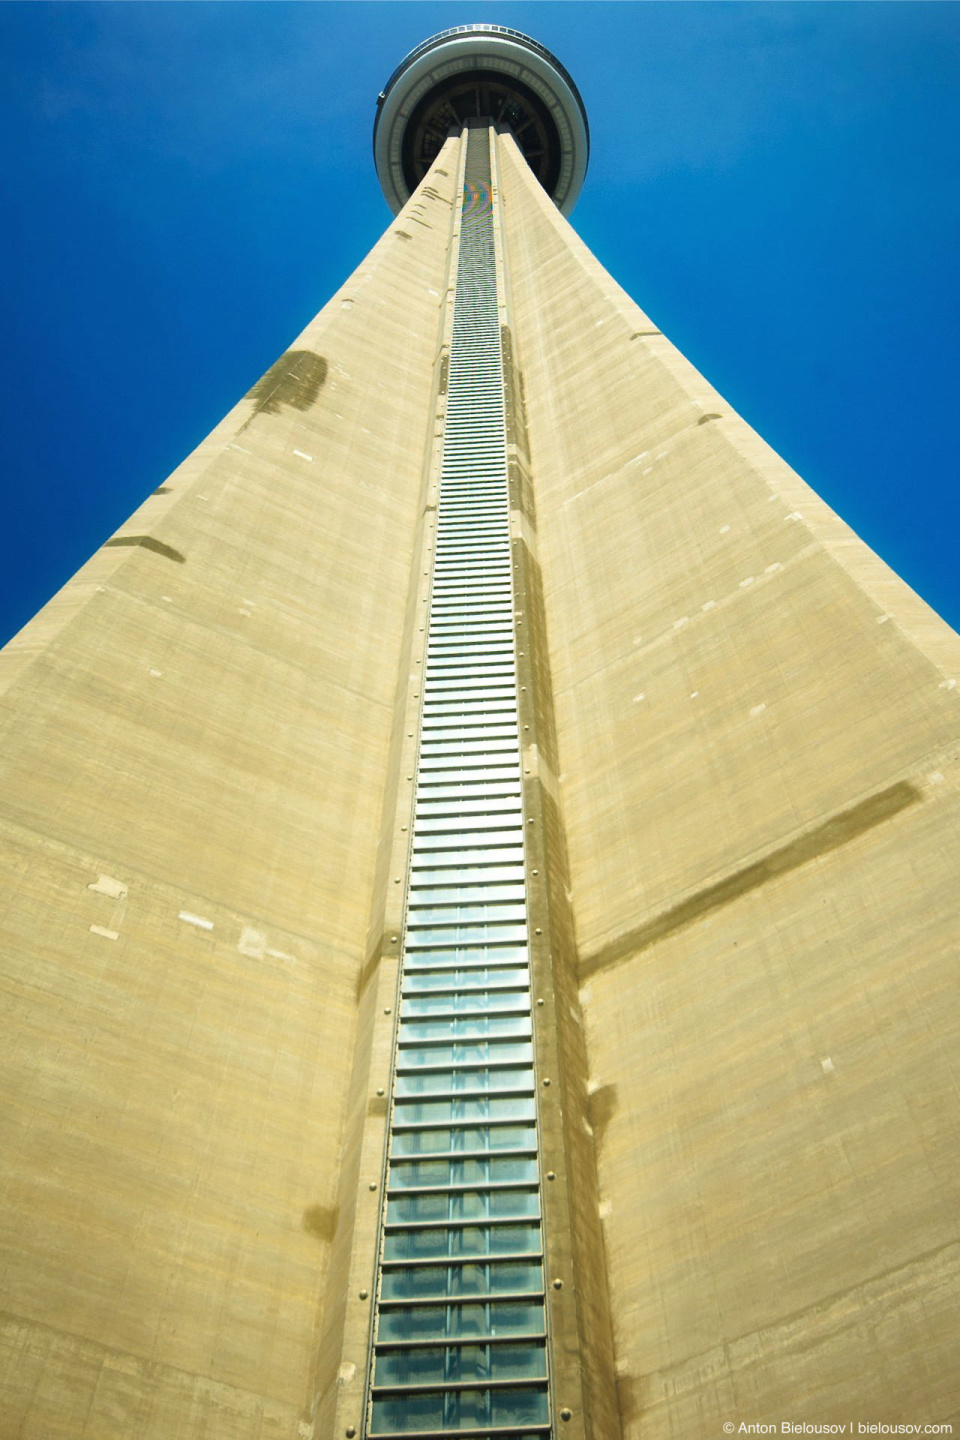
[630,330,661,339]
[697,413,723,425]
[395,230,413,241]
[302,1203,339,1243]
[153,485,172,494]
[616,1374,640,1432]
[356,942,383,1002]
[103,535,185,563]
[580,780,922,981]
[247,349,327,417]
[587,1084,618,1152]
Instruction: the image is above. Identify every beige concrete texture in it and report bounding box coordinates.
[0,147,458,1437]
[498,130,960,1435]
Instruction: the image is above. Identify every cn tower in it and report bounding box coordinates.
[1,25,958,1440]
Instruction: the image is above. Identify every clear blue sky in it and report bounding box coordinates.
[1,1,958,645]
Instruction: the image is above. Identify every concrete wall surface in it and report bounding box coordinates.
[0,151,457,1438]
[499,132,960,1437]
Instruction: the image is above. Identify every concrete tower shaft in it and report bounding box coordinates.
[373,24,589,216]
[0,24,959,1440]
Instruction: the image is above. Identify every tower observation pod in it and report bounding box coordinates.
[0,20,959,1440]
[373,24,590,216]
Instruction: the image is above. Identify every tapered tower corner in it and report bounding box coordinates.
[373,24,589,216]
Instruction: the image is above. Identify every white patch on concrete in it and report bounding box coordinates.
[179,911,213,931]
[266,947,297,966]
[340,298,354,310]
[765,562,783,574]
[786,511,803,522]
[749,703,767,718]
[238,926,296,965]
[228,443,251,454]
[161,595,172,603]
[674,616,689,629]
[338,1362,357,1385]
[740,576,755,588]
[293,449,313,462]
[598,1199,612,1219]
[820,1056,836,1076]
[148,669,163,678]
[927,771,945,786]
[877,614,890,624]
[939,678,957,691]
[88,874,128,900]
[633,693,646,703]
[90,925,119,941]
[690,690,700,699]
[632,635,643,645]
[719,524,731,534]
[238,927,266,958]
[238,608,251,618]
[702,600,717,612]
[656,450,669,460]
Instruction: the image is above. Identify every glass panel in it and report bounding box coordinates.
[398,1014,531,1043]
[426,656,514,672]
[402,947,528,970]
[388,1155,539,1191]
[392,1096,536,1126]
[417,740,518,756]
[415,776,521,792]
[419,726,518,741]
[400,993,530,1020]
[403,969,530,994]
[376,1301,545,1343]
[406,903,526,926]
[383,1223,541,1261]
[390,1124,537,1157]
[387,1189,540,1224]
[395,1067,534,1097]
[492,1387,551,1426]
[403,926,528,950]
[415,800,523,821]
[408,840,526,858]
[410,849,525,869]
[370,1392,444,1432]
[415,788,522,807]
[374,1340,547,1386]
[428,638,514,651]
[422,693,517,708]
[396,1041,534,1069]
[380,1260,542,1302]
[408,885,525,905]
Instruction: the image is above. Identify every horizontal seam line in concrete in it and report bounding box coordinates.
[548,541,822,694]
[0,1305,299,1414]
[0,810,370,957]
[83,581,401,702]
[632,1236,960,1384]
